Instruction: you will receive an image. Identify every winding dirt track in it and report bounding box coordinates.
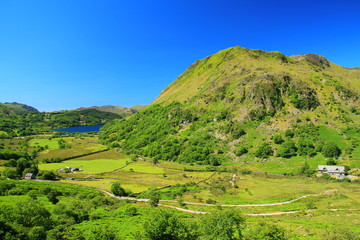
[102,190,320,216]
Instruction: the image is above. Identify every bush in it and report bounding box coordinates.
[244,222,287,240]
[111,182,126,197]
[284,129,294,138]
[200,210,245,240]
[273,134,284,144]
[322,142,341,158]
[240,169,252,175]
[277,140,297,158]
[255,143,273,158]
[235,146,248,157]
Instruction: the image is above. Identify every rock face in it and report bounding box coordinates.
[100,46,360,165]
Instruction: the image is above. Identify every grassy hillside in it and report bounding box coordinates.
[0,102,39,113]
[101,46,360,167]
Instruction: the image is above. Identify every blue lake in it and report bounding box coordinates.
[51,125,104,133]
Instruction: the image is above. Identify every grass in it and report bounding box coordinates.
[29,138,62,149]
[72,149,127,160]
[121,161,165,174]
[318,125,346,149]
[39,158,130,174]
[36,137,107,160]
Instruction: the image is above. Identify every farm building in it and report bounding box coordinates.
[58,166,83,173]
[24,173,36,180]
[318,165,346,179]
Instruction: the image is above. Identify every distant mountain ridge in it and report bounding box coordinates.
[75,105,147,117]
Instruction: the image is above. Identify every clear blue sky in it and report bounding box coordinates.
[1,0,359,112]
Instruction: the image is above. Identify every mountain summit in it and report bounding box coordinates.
[100,46,360,166]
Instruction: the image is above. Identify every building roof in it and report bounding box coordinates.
[318,165,345,173]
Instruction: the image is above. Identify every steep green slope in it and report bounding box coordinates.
[100,46,360,166]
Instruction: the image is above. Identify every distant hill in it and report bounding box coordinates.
[0,107,122,137]
[0,102,39,113]
[101,46,360,166]
[76,105,147,117]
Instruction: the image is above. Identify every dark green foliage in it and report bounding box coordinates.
[322,142,341,158]
[299,161,315,177]
[47,189,61,204]
[290,87,319,110]
[38,171,57,180]
[111,182,126,196]
[273,134,284,144]
[244,222,287,240]
[277,140,297,158]
[0,198,53,232]
[326,159,337,165]
[0,108,122,136]
[240,169,252,174]
[234,146,248,157]
[139,210,197,240]
[0,219,21,240]
[100,103,226,165]
[87,225,118,240]
[199,210,245,240]
[297,138,316,157]
[149,193,160,207]
[3,156,39,179]
[0,182,16,196]
[255,143,273,158]
[284,129,294,138]
[0,149,28,160]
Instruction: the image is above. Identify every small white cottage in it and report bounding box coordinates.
[318,165,346,179]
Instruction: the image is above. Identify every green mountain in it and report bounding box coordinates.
[76,105,147,117]
[0,102,39,113]
[100,46,360,166]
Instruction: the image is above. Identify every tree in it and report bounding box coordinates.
[234,146,248,157]
[149,193,160,207]
[273,134,284,144]
[139,210,197,240]
[244,222,287,240]
[299,161,315,177]
[47,189,61,204]
[255,143,273,158]
[322,142,341,158]
[111,182,126,197]
[297,138,316,157]
[277,140,297,158]
[199,210,245,240]
[284,129,294,138]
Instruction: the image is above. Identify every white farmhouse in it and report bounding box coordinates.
[318,165,346,179]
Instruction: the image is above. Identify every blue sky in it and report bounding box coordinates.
[1,0,359,112]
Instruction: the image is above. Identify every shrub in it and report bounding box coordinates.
[235,146,248,157]
[255,143,273,158]
[322,142,341,158]
[111,182,126,197]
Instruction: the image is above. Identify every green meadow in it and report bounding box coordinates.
[39,158,129,174]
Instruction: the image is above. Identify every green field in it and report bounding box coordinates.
[39,158,129,174]
[36,137,108,160]
[29,138,62,149]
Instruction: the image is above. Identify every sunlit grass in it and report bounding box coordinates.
[39,158,129,174]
